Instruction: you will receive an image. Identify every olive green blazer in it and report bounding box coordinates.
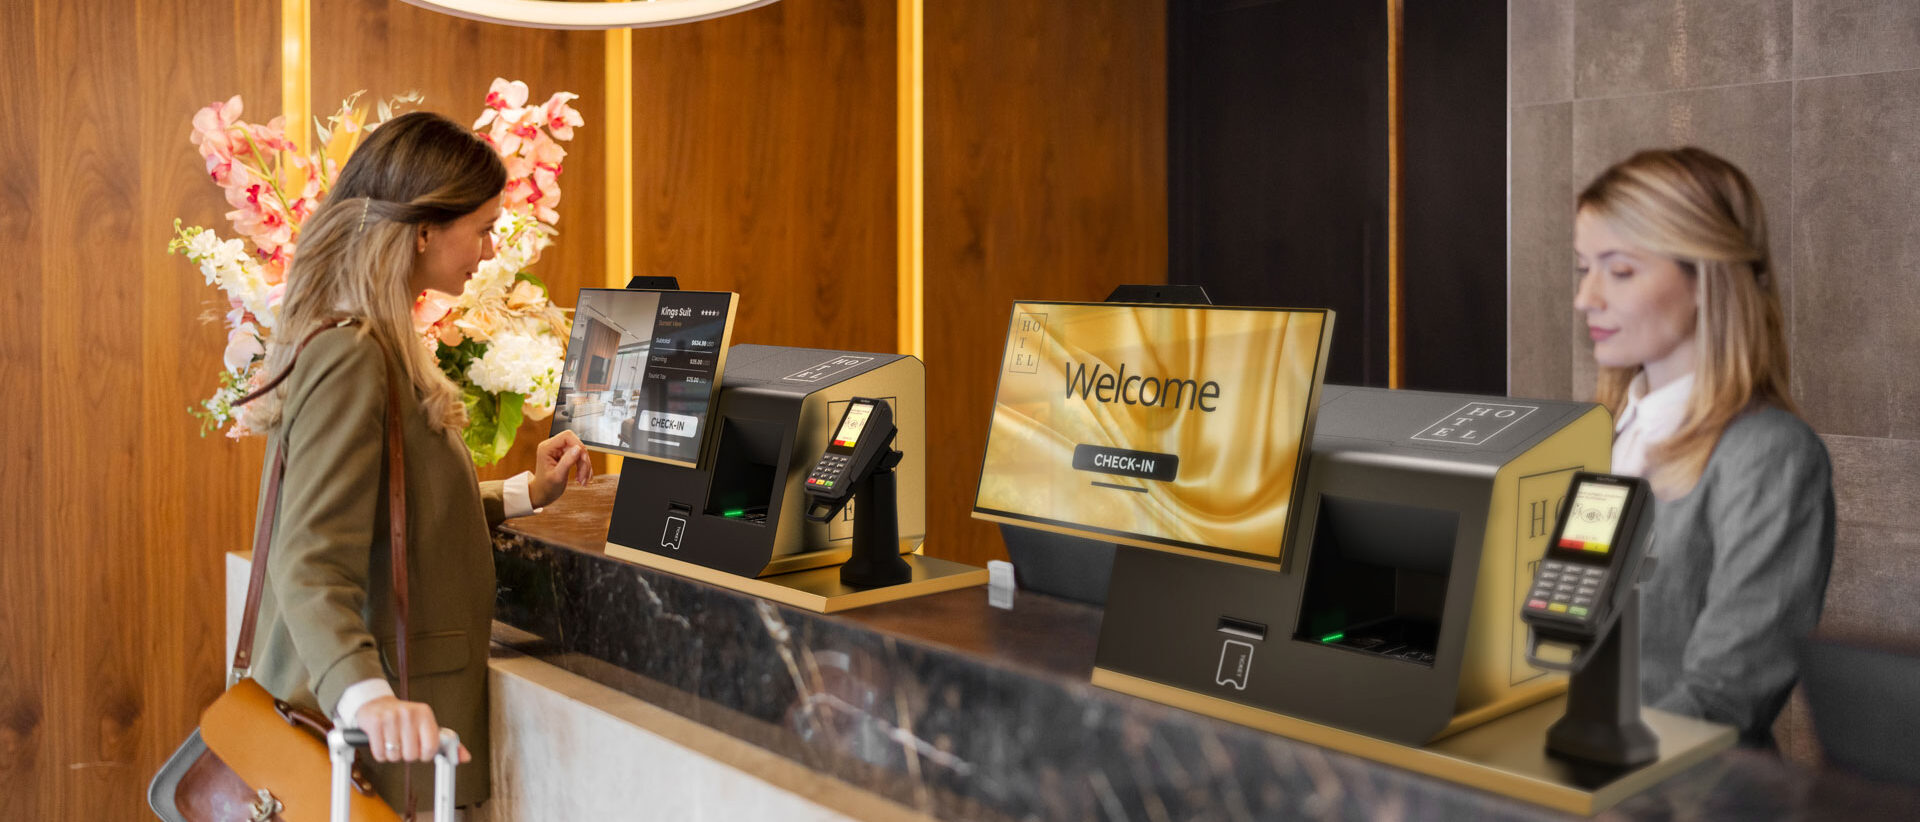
[247,326,504,807]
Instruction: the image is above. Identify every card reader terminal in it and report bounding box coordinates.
[804,398,896,517]
[1522,472,1653,636]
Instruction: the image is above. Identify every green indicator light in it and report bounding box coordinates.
[722,509,745,518]
[1320,632,1345,644]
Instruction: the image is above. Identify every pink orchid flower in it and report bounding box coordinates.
[223,323,265,372]
[475,79,530,130]
[191,96,245,181]
[540,92,583,140]
[412,289,460,335]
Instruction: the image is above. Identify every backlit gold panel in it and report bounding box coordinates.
[975,303,1331,563]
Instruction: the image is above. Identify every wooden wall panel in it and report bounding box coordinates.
[0,1,278,817]
[311,0,609,481]
[42,0,149,813]
[628,0,898,355]
[0,0,47,817]
[922,1,1168,567]
[135,0,281,788]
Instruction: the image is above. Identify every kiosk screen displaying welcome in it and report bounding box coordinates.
[973,302,1332,563]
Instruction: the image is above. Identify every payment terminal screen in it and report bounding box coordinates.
[834,404,874,448]
[552,288,737,468]
[1558,481,1630,554]
[972,302,1332,563]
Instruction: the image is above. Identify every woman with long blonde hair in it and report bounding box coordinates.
[244,111,591,815]
[1573,146,1833,747]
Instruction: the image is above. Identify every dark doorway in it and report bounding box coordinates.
[1168,0,1506,394]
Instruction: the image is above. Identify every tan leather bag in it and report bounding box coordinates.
[150,324,414,822]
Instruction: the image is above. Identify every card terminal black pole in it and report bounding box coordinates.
[803,397,911,588]
[1521,471,1661,767]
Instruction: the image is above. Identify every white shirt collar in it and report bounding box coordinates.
[1616,371,1695,433]
[1611,371,1695,478]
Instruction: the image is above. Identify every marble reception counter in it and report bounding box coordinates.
[488,476,1920,820]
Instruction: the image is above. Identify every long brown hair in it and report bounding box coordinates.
[254,111,506,432]
[1578,147,1794,497]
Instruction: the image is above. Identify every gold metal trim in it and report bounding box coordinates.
[896,0,924,358]
[759,537,921,577]
[281,0,312,153]
[603,3,635,477]
[1091,668,1735,815]
[606,542,986,612]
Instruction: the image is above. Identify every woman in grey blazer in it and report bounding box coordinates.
[1571,147,1834,747]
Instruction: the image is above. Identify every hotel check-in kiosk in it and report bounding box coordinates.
[1095,385,1612,743]
[557,283,985,612]
[973,299,1735,814]
[603,344,986,610]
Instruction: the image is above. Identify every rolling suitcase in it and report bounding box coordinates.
[328,727,460,822]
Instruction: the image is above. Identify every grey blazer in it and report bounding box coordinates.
[1639,405,1835,747]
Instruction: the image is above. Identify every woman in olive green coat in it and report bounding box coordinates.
[245,112,590,815]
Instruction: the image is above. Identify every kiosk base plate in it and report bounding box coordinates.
[606,543,988,613]
[1091,668,1734,816]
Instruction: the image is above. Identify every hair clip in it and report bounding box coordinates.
[357,198,373,235]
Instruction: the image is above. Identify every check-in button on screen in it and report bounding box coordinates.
[1072,444,1180,482]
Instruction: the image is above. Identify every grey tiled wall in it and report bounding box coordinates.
[1507,0,1920,764]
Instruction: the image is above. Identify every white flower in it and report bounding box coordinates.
[465,331,564,408]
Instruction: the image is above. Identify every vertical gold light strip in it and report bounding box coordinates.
[1385,0,1404,388]
[604,2,635,476]
[282,0,313,152]
[896,0,924,358]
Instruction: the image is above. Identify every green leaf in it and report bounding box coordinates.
[512,271,550,298]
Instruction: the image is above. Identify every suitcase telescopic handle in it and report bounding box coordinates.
[327,727,460,822]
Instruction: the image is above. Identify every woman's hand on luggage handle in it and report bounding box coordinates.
[356,696,472,764]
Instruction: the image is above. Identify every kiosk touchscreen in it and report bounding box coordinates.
[972,301,1334,566]
[552,288,737,468]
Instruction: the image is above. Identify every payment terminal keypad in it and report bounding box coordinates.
[1525,559,1609,623]
[805,453,852,491]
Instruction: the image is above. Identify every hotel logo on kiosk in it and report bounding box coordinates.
[975,301,1333,567]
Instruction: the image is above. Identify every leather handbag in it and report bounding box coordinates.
[150,323,416,822]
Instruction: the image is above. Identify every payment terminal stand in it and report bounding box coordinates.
[1522,472,1660,767]
[802,398,912,588]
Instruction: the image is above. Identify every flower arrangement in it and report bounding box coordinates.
[170,79,584,466]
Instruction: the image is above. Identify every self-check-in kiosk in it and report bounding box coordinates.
[558,282,985,613]
[973,297,1736,815]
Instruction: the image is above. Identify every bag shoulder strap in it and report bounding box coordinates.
[230,322,412,700]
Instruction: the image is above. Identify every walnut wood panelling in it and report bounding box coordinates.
[3,1,278,817]
[0,0,46,816]
[627,0,898,355]
[923,1,1168,567]
[311,0,609,481]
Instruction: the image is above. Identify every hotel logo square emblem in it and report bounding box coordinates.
[1410,402,1538,446]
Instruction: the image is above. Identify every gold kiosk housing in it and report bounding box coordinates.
[606,344,985,612]
[1090,385,1734,814]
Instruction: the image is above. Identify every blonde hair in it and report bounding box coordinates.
[253,112,506,433]
[1578,147,1794,497]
